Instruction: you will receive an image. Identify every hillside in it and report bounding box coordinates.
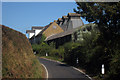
[2,25,44,78]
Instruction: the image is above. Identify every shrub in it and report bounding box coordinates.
[32,42,52,56]
[106,44,120,80]
[58,46,65,59]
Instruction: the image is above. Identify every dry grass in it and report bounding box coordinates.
[2,25,44,78]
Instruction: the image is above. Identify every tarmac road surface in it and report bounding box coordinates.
[38,58,91,80]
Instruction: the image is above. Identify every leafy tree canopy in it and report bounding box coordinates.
[74,2,120,35]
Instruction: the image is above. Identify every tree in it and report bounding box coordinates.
[39,34,46,44]
[74,2,120,36]
[74,1,120,79]
[74,2,120,79]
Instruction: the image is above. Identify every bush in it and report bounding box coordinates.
[58,46,65,59]
[32,42,62,58]
[62,30,105,76]
[86,46,105,75]
[62,42,81,65]
[32,30,120,80]
[32,42,52,56]
[106,43,120,80]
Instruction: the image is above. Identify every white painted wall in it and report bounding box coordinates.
[34,30,42,36]
[29,33,34,39]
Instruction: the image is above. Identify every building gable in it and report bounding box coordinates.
[43,22,64,38]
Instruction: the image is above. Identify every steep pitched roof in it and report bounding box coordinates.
[32,26,43,30]
[45,28,77,41]
[26,30,35,33]
[58,18,63,22]
[45,24,96,41]
[54,20,57,22]
[35,22,53,37]
[68,13,81,17]
[62,16,68,19]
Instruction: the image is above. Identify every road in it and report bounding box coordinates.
[38,58,91,80]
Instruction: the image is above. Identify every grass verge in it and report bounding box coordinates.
[2,25,44,78]
[40,56,64,62]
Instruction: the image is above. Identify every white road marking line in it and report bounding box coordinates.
[73,67,92,80]
[41,63,49,80]
[41,57,92,80]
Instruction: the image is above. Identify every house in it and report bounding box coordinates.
[42,22,64,38]
[30,21,64,44]
[72,23,99,42]
[57,13,84,31]
[26,26,43,43]
[57,18,63,27]
[26,26,43,39]
[66,13,84,31]
[45,23,99,48]
[45,28,77,48]
[26,30,35,39]
[26,12,85,45]
[32,26,43,36]
[60,16,68,31]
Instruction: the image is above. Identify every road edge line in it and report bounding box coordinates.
[41,63,49,79]
[73,67,92,80]
[41,57,65,64]
[41,57,92,80]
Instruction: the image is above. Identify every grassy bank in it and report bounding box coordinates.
[2,25,44,78]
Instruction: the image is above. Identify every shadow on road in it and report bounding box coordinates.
[56,64,70,67]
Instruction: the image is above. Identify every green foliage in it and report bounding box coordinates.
[106,39,120,80]
[74,2,120,34]
[32,42,52,56]
[62,42,81,65]
[39,34,46,44]
[32,44,41,51]
[62,30,108,77]
[74,2,120,79]
[32,41,62,58]
[58,46,65,58]
[49,42,56,48]
[49,48,59,57]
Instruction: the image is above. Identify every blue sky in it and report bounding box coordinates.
[2,2,89,36]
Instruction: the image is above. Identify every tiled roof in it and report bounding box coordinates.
[45,28,78,41]
[58,18,63,22]
[45,23,97,41]
[26,30,35,33]
[62,16,68,19]
[68,13,81,17]
[35,22,52,37]
[32,26,43,30]
[54,20,57,22]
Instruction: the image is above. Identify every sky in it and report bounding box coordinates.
[2,2,89,36]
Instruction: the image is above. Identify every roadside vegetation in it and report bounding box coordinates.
[74,2,120,80]
[32,2,120,80]
[2,25,44,78]
[40,56,64,62]
[32,27,120,80]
